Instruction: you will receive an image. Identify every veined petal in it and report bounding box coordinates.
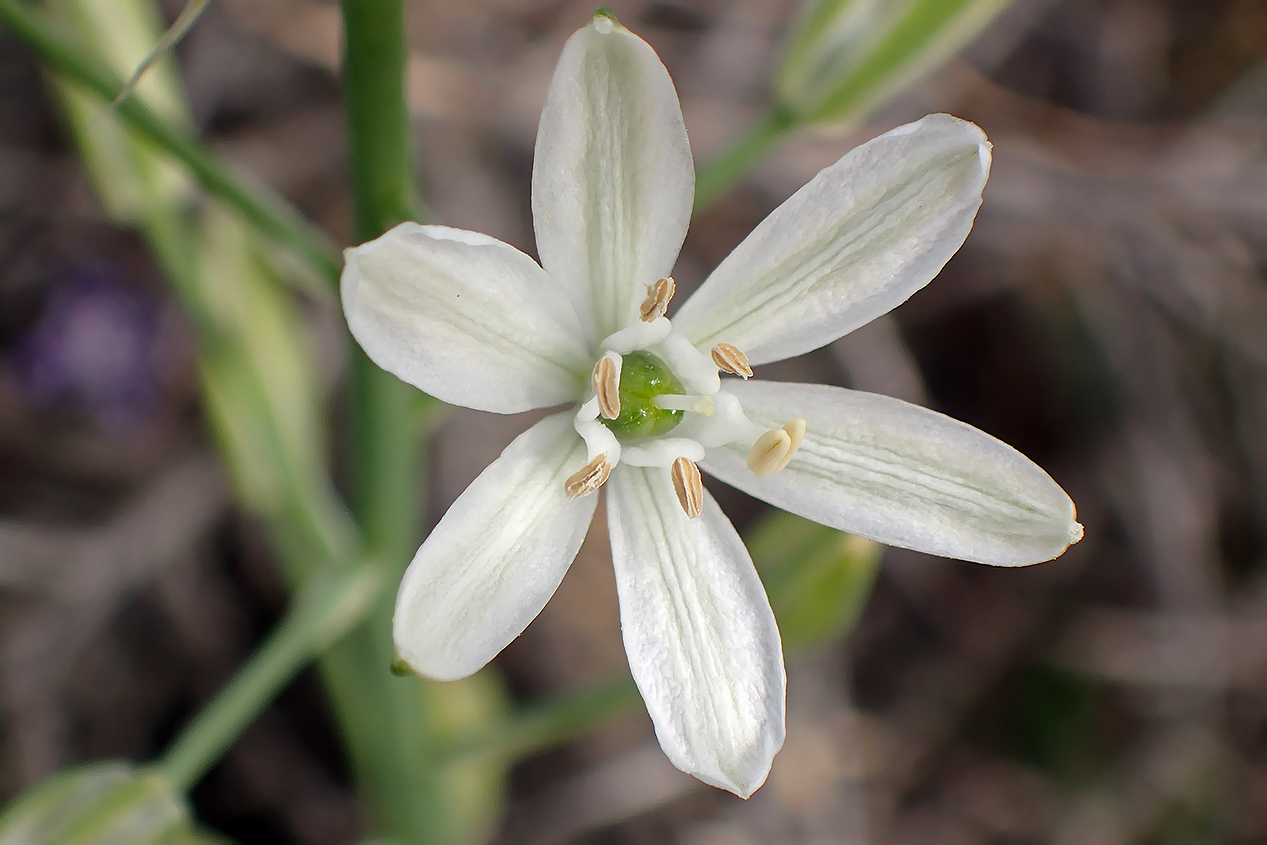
[393,413,596,681]
[702,381,1082,566]
[532,14,695,342]
[674,115,990,365]
[342,223,590,413]
[607,466,785,797]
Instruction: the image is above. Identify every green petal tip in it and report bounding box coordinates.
[592,7,620,29]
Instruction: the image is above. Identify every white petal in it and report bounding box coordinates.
[393,413,596,681]
[702,381,1082,566]
[674,114,991,365]
[532,15,694,342]
[342,223,590,413]
[607,466,785,797]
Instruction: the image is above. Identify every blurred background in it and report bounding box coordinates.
[2,0,1267,842]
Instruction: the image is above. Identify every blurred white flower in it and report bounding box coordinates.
[341,12,1081,797]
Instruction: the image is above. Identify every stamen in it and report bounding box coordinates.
[655,334,721,396]
[653,394,715,415]
[601,317,671,355]
[622,438,704,467]
[746,429,791,478]
[773,418,806,473]
[565,454,612,499]
[711,343,753,379]
[592,352,622,420]
[745,419,808,477]
[670,456,703,519]
[639,276,675,322]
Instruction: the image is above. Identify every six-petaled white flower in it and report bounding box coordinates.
[341,12,1082,798]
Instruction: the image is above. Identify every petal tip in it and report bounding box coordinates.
[698,744,779,799]
[389,630,481,683]
[1068,520,1085,545]
[591,7,619,32]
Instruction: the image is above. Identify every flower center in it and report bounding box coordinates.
[601,350,685,438]
[566,276,806,518]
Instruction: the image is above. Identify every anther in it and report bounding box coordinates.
[639,276,675,322]
[770,418,806,474]
[592,353,621,420]
[747,429,791,478]
[711,343,753,379]
[746,418,807,478]
[565,454,612,499]
[670,456,703,518]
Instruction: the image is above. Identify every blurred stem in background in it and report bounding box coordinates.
[27,0,508,840]
[695,0,1013,208]
[0,1,342,291]
[40,0,368,768]
[158,566,386,793]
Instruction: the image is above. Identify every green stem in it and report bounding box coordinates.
[693,108,799,214]
[442,675,639,767]
[331,2,447,841]
[340,0,422,237]
[158,567,384,792]
[0,0,341,285]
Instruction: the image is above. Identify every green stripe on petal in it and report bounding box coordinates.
[393,414,596,681]
[342,223,591,413]
[607,466,785,797]
[532,17,694,341]
[674,115,990,366]
[702,380,1082,566]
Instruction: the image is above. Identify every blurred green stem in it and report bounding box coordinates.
[159,567,385,792]
[693,108,798,213]
[0,0,341,285]
[442,675,639,767]
[332,1,451,841]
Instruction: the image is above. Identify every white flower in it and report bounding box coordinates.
[341,13,1082,798]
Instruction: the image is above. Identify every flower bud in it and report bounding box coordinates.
[0,762,204,844]
[776,0,1011,127]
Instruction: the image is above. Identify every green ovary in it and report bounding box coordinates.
[603,350,685,438]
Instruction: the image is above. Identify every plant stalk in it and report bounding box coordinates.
[0,0,341,286]
[693,108,798,213]
[159,567,384,792]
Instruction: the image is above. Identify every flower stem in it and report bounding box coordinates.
[442,675,640,766]
[158,567,385,792]
[693,108,799,214]
[0,0,341,286]
[332,2,454,842]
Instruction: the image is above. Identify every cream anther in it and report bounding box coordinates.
[565,454,612,499]
[782,418,806,453]
[747,429,791,478]
[711,343,753,379]
[639,277,675,322]
[745,419,807,477]
[670,456,703,519]
[592,352,622,420]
